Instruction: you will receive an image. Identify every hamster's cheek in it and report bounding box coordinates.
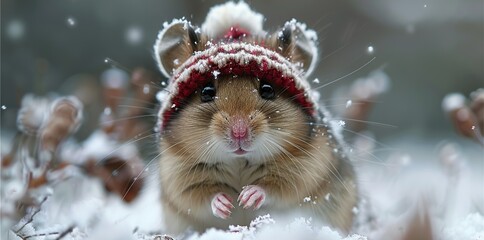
[210,111,230,137]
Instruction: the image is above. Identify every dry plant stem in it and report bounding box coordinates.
[54,225,75,240]
[27,170,48,189]
[117,68,157,141]
[343,99,374,132]
[443,91,484,145]
[101,79,127,135]
[449,105,483,145]
[400,208,434,240]
[85,157,144,203]
[470,88,484,135]
[23,231,60,239]
[103,88,126,116]
[153,235,174,240]
[14,196,49,234]
[41,98,82,153]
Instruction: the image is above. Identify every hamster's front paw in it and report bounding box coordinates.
[238,185,266,210]
[211,192,234,219]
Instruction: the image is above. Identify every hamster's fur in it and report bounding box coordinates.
[155,4,357,235]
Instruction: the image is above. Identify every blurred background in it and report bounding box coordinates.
[1,0,483,149]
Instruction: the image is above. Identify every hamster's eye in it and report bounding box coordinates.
[201,83,216,102]
[260,82,275,100]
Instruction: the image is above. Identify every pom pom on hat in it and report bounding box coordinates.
[201,1,265,39]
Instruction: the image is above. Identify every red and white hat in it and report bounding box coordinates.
[155,2,320,130]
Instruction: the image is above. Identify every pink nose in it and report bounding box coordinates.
[231,117,248,140]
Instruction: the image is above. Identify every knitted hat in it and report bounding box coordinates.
[155,2,320,130]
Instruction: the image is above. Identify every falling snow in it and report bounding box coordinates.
[143,84,150,94]
[125,26,144,45]
[367,46,374,54]
[313,78,320,84]
[6,20,25,40]
[66,17,76,27]
[1,105,6,110]
[338,120,346,127]
[346,100,353,108]
[352,207,359,214]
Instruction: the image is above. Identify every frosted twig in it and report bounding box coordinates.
[442,92,484,146]
[14,196,48,233]
[54,225,75,240]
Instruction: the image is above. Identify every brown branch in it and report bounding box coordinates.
[443,92,484,145]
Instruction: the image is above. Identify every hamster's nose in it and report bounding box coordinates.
[231,117,249,140]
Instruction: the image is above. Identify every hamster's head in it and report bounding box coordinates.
[165,76,313,163]
[155,21,318,164]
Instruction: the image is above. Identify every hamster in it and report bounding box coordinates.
[154,3,357,235]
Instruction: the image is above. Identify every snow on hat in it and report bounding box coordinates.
[154,1,320,130]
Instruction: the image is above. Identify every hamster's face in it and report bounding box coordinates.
[163,76,313,164]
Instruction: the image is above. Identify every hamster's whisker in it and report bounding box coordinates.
[97,130,157,166]
[276,136,332,192]
[318,97,383,104]
[262,136,302,197]
[100,114,157,124]
[341,127,393,150]
[116,105,155,111]
[276,86,291,98]
[258,141,286,196]
[335,118,398,128]
[122,148,163,201]
[318,41,350,63]
[107,96,158,106]
[312,57,376,91]
[183,136,221,183]
[286,57,376,104]
[148,81,164,90]
[277,132,353,196]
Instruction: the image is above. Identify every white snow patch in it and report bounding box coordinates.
[442,93,466,112]
[442,213,484,240]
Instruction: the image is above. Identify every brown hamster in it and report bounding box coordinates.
[154,6,357,235]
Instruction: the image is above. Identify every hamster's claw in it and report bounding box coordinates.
[211,192,234,219]
[238,185,266,210]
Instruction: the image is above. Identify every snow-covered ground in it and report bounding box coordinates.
[2,131,482,240]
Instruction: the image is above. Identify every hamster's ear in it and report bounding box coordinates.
[154,22,201,78]
[270,21,319,76]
